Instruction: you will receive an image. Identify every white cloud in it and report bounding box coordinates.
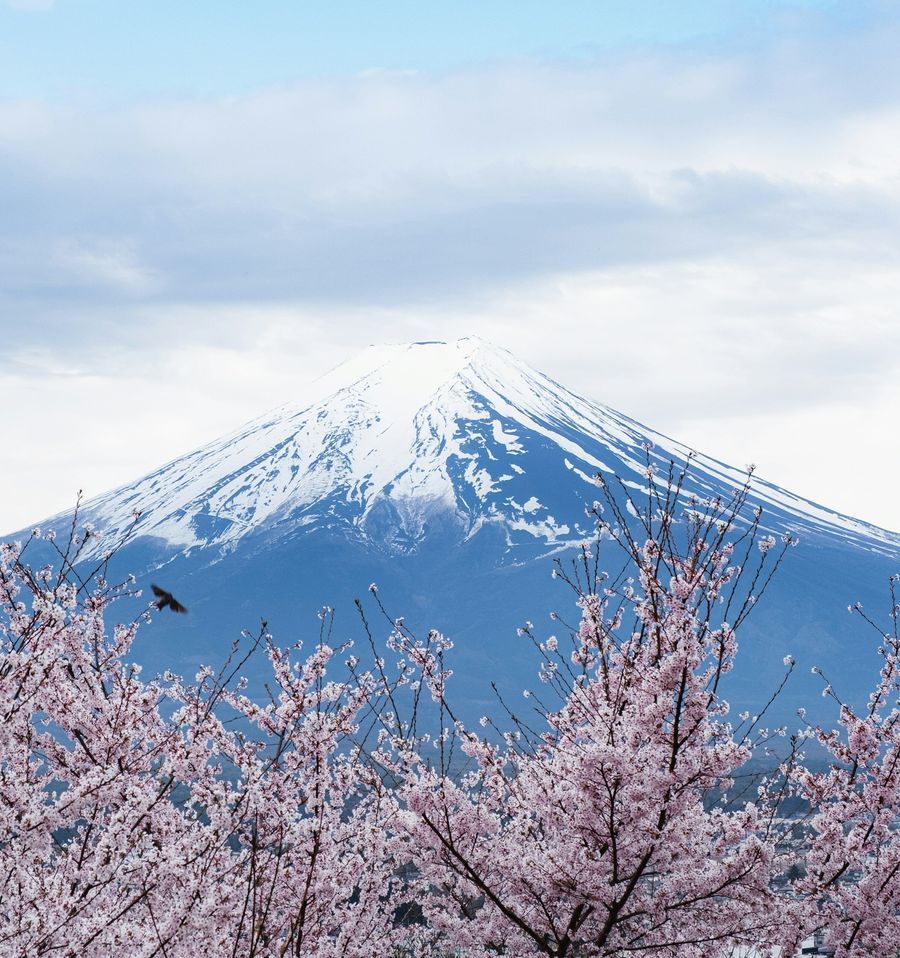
[54,239,160,294]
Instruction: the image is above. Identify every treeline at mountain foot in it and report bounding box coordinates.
[2,465,899,958]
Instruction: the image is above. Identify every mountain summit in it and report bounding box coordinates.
[15,338,900,727]
[68,337,898,561]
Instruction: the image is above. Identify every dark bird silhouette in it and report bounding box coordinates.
[151,584,188,614]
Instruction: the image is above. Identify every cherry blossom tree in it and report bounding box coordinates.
[1,467,899,958]
[0,525,412,957]
[792,576,900,957]
[388,465,804,957]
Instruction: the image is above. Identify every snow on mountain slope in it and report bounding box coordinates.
[49,337,899,559]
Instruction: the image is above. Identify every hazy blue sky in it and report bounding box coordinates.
[0,1,861,99]
[2,0,899,531]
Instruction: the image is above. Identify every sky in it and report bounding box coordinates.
[1,0,899,533]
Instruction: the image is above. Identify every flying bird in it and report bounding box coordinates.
[151,584,188,614]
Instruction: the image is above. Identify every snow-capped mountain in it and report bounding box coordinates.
[14,337,900,728]
[70,337,898,561]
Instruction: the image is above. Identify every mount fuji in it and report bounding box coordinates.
[13,337,900,726]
